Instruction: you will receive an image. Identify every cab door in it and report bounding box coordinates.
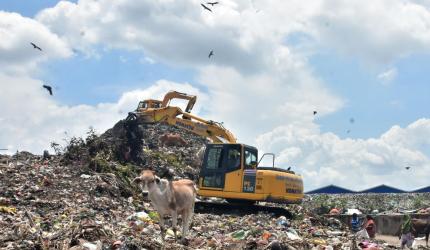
[242,147,258,193]
[200,144,242,192]
[200,144,225,189]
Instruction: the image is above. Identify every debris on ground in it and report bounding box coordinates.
[1,117,430,249]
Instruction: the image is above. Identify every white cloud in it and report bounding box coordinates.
[1,0,429,192]
[378,67,398,84]
[35,0,430,69]
[0,11,72,75]
[0,74,205,154]
[197,65,343,144]
[256,119,430,191]
[139,56,156,65]
[307,1,430,64]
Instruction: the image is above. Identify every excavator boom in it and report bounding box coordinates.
[161,91,197,113]
[129,92,236,144]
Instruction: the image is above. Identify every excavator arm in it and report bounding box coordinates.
[129,91,236,143]
[133,105,236,143]
[161,91,197,113]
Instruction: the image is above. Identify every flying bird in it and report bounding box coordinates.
[201,3,212,12]
[313,111,317,115]
[30,42,42,51]
[350,118,355,123]
[207,1,219,6]
[208,50,214,58]
[347,129,351,134]
[43,85,53,95]
[287,166,291,171]
[405,166,411,170]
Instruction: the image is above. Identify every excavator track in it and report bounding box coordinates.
[194,201,293,218]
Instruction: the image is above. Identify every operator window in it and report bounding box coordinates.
[227,148,241,169]
[206,147,222,169]
[202,173,223,188]
[244,150,257,169]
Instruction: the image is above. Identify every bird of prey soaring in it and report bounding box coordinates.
[207,2,219,6]
[201,3,212,12]
[30,42,42,51]
[208,50,214,58]
[313,111,317,115]
[43,85,53,95]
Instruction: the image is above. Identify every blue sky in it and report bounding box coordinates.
[40,49,196,106]
[1,0,429,190]
[313,53,430,139]
[1,1,428,139]
[0,0,73,17]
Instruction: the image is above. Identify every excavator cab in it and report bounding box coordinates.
[137,100,162,110]
[198,143,304,204]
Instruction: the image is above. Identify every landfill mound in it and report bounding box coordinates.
[61,117,208,181]
[1,119,430,249]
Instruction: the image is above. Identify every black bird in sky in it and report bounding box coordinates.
[43,85,53,95]
[207,2,219,6]
[313,111,317,115]
[405,166,411,170]
[30,42,42,51]
[208,50,214,58]
[201,3,212,12]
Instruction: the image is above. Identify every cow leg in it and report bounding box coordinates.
[426,231,429,247]
[181,209,193,244]
[172,211,178,241]
[159,216,166,241]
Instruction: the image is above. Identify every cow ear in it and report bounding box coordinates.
[133,177,142,183]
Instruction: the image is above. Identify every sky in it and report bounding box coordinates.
[0,0,429,191]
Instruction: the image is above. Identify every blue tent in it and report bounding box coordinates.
[306,185,356,194]
[359,184,406,193]
[411,186,430,193]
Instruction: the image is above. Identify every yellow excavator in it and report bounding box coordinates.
[128,91,304,204]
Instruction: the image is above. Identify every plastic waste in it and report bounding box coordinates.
[230,229,248,240]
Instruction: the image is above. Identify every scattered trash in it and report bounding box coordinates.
[346,208,362,215]
[276,215,288,227]
[262,231,271,240]
[148,211,159,221]
[0,206,16,215]
[329,208,341,215]
[2,118,430,249]
[286,228,302,241]
[230,229,248,240]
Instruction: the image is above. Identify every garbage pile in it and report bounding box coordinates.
[1,118,430,249]
[59,118,208,181]
[305,193,430,215]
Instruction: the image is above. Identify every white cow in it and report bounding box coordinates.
[133,170,196,242]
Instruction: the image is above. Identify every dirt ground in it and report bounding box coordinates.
[376,234,429,248]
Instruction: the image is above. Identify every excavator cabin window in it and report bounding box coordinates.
[227,148,241,170]
[201,144,242,189]
[245,148,258,169]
